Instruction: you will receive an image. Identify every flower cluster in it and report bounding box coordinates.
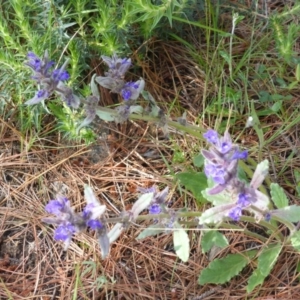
[201,129,269,222]
[43,185,171,256]
[138,185,179,229]
[95,53,145,102]
[203,129,248,190]
[139,185,169,215]
[43,186,106,250]
[25,51,80,108]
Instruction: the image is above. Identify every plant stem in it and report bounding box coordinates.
[95,106,205,138]
[105,211,271,242]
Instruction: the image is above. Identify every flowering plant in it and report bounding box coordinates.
[26,51,300,293]
[25,51,80,108]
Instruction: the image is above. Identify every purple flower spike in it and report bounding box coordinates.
[101,53,131,78]
[25,50,79,108]
[27,52,42,71]
[203,130,219,145]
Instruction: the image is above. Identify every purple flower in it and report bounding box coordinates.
[121,87,132,100]
[101,53,131,79]
[96,53,145,104]
[27,52,43,71]
[26,51,54,78]
[204,163,226,184]
[52,69,70,82]
[121,79,145,101]
[228,206,242,221]
[237,193,251,207]
[219,141,232,154]
[86,219,103,230]
[54,223,76,242]
[232,150,248,160]
[43,195,85,249]
[149,203,161,214]
[25,89,50,105]
[203,130,219,145]
[265,213,271,222]
[25,50,80,108]
[45,197,69,215]
[83,185,106,228]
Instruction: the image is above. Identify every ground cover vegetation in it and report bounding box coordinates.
[1,0,300,299]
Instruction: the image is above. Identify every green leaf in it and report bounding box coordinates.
[247,244,282,293]
[176,172,207,204]
[136,224,165,240]
[296,64,300,81]
[296,186,300,197]
[201,231,229,253]
[193,153,204,167]
[291,231,300,252]
[270,183,289,208]
[270,205,300,222]
[294,169,300,182]
[250,101,265,150]
[199,250,257,285]
[270,101,282,112]
[219,50,231,65]
[173,223,190,262]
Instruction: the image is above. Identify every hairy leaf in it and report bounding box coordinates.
[270,183,289,208]
[98,233,110,259]
[96,109,115,121]
[247,244,282,293]
[199,251,257,285]
[202,186,235,206]
[201,231,229,253]
[270,205,300,222]
[199,203,236,225]
[107,223,123,244]
[136,224,165,240]
[173,223,190,262]
[131,193,153,220]
[250,160,269,189]
[129,105,143,114]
